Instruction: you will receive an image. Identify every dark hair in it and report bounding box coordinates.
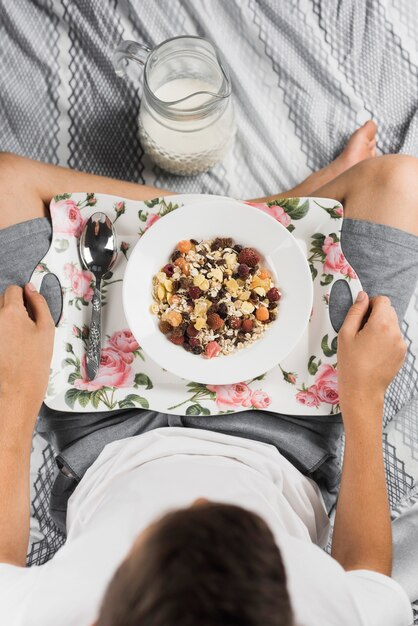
[97,502,293,626]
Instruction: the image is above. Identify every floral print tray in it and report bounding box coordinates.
[30,193,361,416]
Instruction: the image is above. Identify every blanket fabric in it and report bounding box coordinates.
[1,0,418,619]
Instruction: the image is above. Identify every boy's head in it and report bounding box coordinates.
[96,502,293,626]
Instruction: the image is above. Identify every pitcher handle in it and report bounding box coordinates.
[112,40,151,78]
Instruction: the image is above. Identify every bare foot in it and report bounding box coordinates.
[297,120,377,195]
[251,121,377,202]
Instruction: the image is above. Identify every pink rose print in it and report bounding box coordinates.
[288,374,297,385]
[335,206,344,217]
[64,264,94,301]
[69,267,94,302]
[207,382,253,410]
[251,390,271,409]
[145,213,160,230]
[75,348,134,391]
[322,236,358,279]
[108,329,139,364]
[314,364,339,405]
[50,198,85,238]
[296,386,321,407]
[246,202,291,228]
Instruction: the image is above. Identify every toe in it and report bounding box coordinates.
[362,119,377,141]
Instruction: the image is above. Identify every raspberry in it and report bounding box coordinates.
[170,334,184,345]
[189,338,201,348]
[205,341,221,359]
[207,313,224,330]
[238,248,260,267]
[242,319,254,333]
[159,320,172,335]
[228,316,242,329]
[189,286,203,300]
[266,287,281,302]
[162,263,174,277]
[238,263,250,278]
[186,324,199,338]
[217,302,228,318]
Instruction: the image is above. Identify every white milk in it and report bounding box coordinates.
[139,77,235,175]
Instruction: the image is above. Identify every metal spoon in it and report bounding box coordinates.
[79,212,118,380]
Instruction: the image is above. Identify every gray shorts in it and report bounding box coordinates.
[2,215,418,531]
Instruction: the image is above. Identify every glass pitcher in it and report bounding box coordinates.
[113,35,236,176]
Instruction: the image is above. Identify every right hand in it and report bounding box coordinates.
[0,284,55,418]
[337,291,406,417]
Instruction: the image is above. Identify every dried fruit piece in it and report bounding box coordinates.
[165,311,183,327]
[194,317,207,331]
[189,337,201,348]
[237,263,250,278]
[162,263,174,277]
[170,334,184,345]
[259,268,271,280]
[192,345,204,355]
[217,303,228,318]
[174,257,189,275]
[207,313,224,330]
[171,250,181,262]
[225,278,239,295]
[189,286,203,300]
[242,319,254,333]
[238,290,251,301]
[253,286,266,297]
[256,306,269,321]
[205,341,221,358]
[183,342,193,352]
[266,287,281,302]
[159,320,172,334]
[186,324,199,338]
[177,240,192,253]
[233,244,243,253]
[238,247,260,267]
[228,316,242,329]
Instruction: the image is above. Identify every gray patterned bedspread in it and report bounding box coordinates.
[1,0,418,621]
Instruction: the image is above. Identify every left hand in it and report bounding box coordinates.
[0,284,55,415]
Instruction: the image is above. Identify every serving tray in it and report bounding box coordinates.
[30,193,361,416]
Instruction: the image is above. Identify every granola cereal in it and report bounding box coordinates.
[151,237,281,358]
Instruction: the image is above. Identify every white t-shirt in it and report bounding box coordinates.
[0,428,412,626]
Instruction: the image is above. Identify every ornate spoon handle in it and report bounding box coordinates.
[86,277,102,380]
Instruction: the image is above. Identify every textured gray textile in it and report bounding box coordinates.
[2,0,418,618]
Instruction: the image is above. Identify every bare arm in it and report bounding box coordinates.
[0,285,54,565]
[331,292,406,574]
[0,152,174,230]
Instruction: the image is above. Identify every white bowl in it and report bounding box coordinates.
[123,198,313,384]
